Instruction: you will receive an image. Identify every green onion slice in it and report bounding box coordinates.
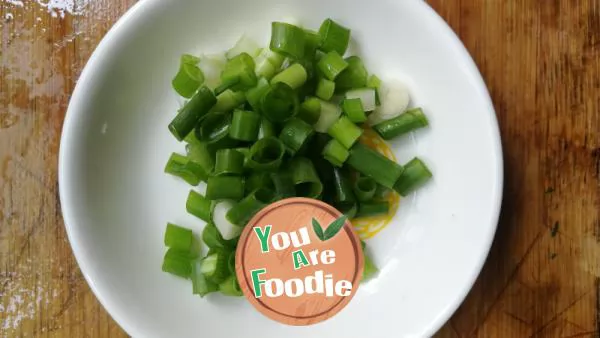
[327,116,363,149]
[261,82,299,123]
[335,56,368,92]
[226,188,276,226]
[186,190,213,222]
[192,258,218,296]
[271,63,308,89]
[353,176,377,202]
[290,157,323,198]
[373,108,429,140]
[172,54,204,98]
[169,86,217,141]
[229,110,261,142]
[279,117,315,155]
[318,18,350,55]
[219,275,244,297]
[270,22,306,59]
[162,248,192,279]
[322,139,349,167]
[347,143,404,189]
[246,136,286,171]
[214,149,245,176]
[206,176,245,201]
[393,157,433,196]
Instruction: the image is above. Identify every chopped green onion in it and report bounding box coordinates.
[332,167,356,204]
[162,248,192,279]
[322,139,349,167]
[206,176,245,200]
[185,141,215,176]
[335,56,368,91]
[164,223,193,252]
[169,86,217,141]
[393,157,433,196]
[261,82,299,123]
[210,89,246,113]
[298,97,322,125]
[317,51,348,81]
[246,137,285,171]
[234,147,250,167]
[226,188,276,226]
[313,99,342,132]
[356,201,389,218]
[367,74,382,105]
[270,22,306,59]
[255,57,277,80]
[290,157,323,198]
[164,152,208,185]
[229,110,261,141]
[346,88,376,112]
[214,149,245,176]
[219,275,244,297]
[194,111,235,148]
[255,47,285,80]
[270,171,295,198]
[271,63,308,89]
[331,167,357,218]
[245,171,275,195]
[279,118,315,155]
[367,74,381,89]
[316,78,336,100]
[201,250,229,283]
[311,156,334,196]
[353,177,377,202]
[303,29,322,59]
[259,117,277,138]
[347,143,404,189]
[186,190,213,223]
[172,54,204,98]
[245,77,271,112]
[226,35,260,59]
[362,250,379,281]
[192,258,218,296]
[227,251,236,275]
[184,128,202,145]
[342,98,366,123]
[327,116,363,149]
[202,222,234,249]
[296,58,316,83]
[256,48,286,69]
[318,18,350,55]
[218,52,257,93]
[373,108,429,140]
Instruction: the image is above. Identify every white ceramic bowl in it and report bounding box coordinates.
[59,0,503,337]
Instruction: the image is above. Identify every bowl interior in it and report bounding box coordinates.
[59,0,502,336]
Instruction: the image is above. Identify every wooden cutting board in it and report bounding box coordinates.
[0,0,598,336]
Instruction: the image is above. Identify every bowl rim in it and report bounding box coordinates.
[58,0,504,336]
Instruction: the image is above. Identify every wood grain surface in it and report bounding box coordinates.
[0,0,598,337]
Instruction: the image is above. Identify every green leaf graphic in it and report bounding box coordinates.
[323,215,348,240]
[312,218,325,241]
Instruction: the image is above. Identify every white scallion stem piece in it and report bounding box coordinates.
[212,200,242,240]
[346,88,377,112]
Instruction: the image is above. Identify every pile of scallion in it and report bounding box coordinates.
[161,18,432,298]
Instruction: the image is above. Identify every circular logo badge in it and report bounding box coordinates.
[235,197,364,326]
